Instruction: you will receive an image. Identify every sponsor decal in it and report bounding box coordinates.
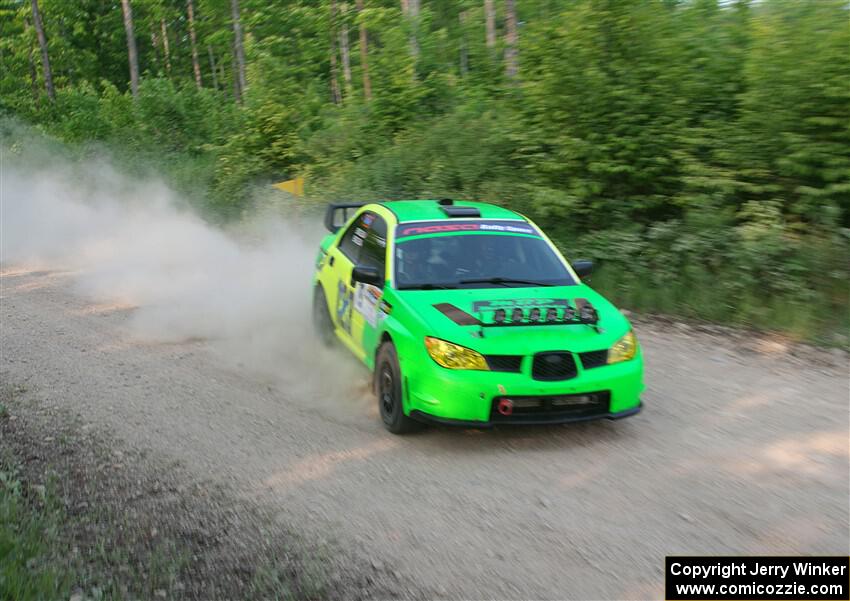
[353,283,382,327]
[396,220,539,239]
[454,297,600,327]
[471,298,571,312]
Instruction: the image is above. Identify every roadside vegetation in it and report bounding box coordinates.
[0,384,396,601]
[0,457,69,600]
[1,0,847,344]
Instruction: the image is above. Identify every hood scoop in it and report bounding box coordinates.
[440,205,481,218]
[433,299,601,331]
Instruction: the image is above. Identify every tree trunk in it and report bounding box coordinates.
[339,4,352,89]
[459,11,468,77]
[25,18,40,106]
[329,0,342,103]
[151,30,159,71]
[230,0,247,102]
[356,0,371,100]
[232,42,241,101]
[30,0,55,102]
[187,0,202,88]
[401,0,419,58]
[484,0,496,51]
[329,46,342,104]
[207,45,219,90]
[160,18,172,74]
[504,0,518,79]
[120,0,140,98]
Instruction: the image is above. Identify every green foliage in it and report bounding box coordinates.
[305,96,516,199]
[573,204,849,344]
[737,0,850,223]
[0,464,70,601]
[1,0,848,343]
[520,0,683,228]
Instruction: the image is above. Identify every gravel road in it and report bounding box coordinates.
[2,267,848,600]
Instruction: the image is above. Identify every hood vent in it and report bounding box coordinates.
[434,303,482,325]
[440,205,481,218]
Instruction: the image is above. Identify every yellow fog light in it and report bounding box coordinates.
[608,331,638,364]
[425,337,490,370]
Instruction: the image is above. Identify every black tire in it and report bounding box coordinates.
[375,342,421,434]
[312,286,335,347]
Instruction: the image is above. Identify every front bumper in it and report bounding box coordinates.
[403,350,644,423]
[410,401,642,427]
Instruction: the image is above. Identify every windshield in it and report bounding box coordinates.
[394,232,575,289]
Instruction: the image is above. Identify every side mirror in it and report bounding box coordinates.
[352,265,383,287]
[571,259,594,279]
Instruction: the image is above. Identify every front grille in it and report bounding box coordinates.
[491,391,610,422]
[531,352,577,381]
[485,354,523,372]
[579,349,608,370]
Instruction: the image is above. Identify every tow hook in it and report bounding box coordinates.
[497,398,514,416]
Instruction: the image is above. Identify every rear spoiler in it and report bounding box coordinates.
[324,202,366,233]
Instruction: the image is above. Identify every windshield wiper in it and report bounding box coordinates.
[397,283,458,290]
[458,277,554,287]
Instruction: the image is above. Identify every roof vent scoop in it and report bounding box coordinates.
[441,205,481,218]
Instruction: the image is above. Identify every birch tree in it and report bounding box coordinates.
[339,3,352,90]
[120,0,140,97]
[30,0,54,101]
[231,0,247,102]
[187,0,202,87]
[484,0,496,51]
[504,0,517,78]
[356,0,371,100]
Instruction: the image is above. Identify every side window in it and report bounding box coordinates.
[359,215,387,276]
[338,213,369,261]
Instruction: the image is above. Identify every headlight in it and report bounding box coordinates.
[607,331,638,364]
[425,337,489,370]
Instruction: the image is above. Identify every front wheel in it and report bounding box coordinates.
[375,342,421,434]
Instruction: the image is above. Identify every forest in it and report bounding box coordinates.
[1,0,848,344]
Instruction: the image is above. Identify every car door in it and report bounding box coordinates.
[323,210,387,359]
[351,214,388,359]
[324,213,365,352]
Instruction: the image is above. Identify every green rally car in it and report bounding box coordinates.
[312,199,644,434]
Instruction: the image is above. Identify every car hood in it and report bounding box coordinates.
[396,284,631,355]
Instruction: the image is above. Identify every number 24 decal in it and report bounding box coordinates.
[336,280,353,334]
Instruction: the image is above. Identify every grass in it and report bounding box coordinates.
[0,460,71,601]
[0,460,190,601]
[0,394,350,601]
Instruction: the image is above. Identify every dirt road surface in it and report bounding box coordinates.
[2,267,848,600]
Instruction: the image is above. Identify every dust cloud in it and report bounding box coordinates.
[0,128,369,405]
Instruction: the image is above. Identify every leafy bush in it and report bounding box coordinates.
[3,0,847,343]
